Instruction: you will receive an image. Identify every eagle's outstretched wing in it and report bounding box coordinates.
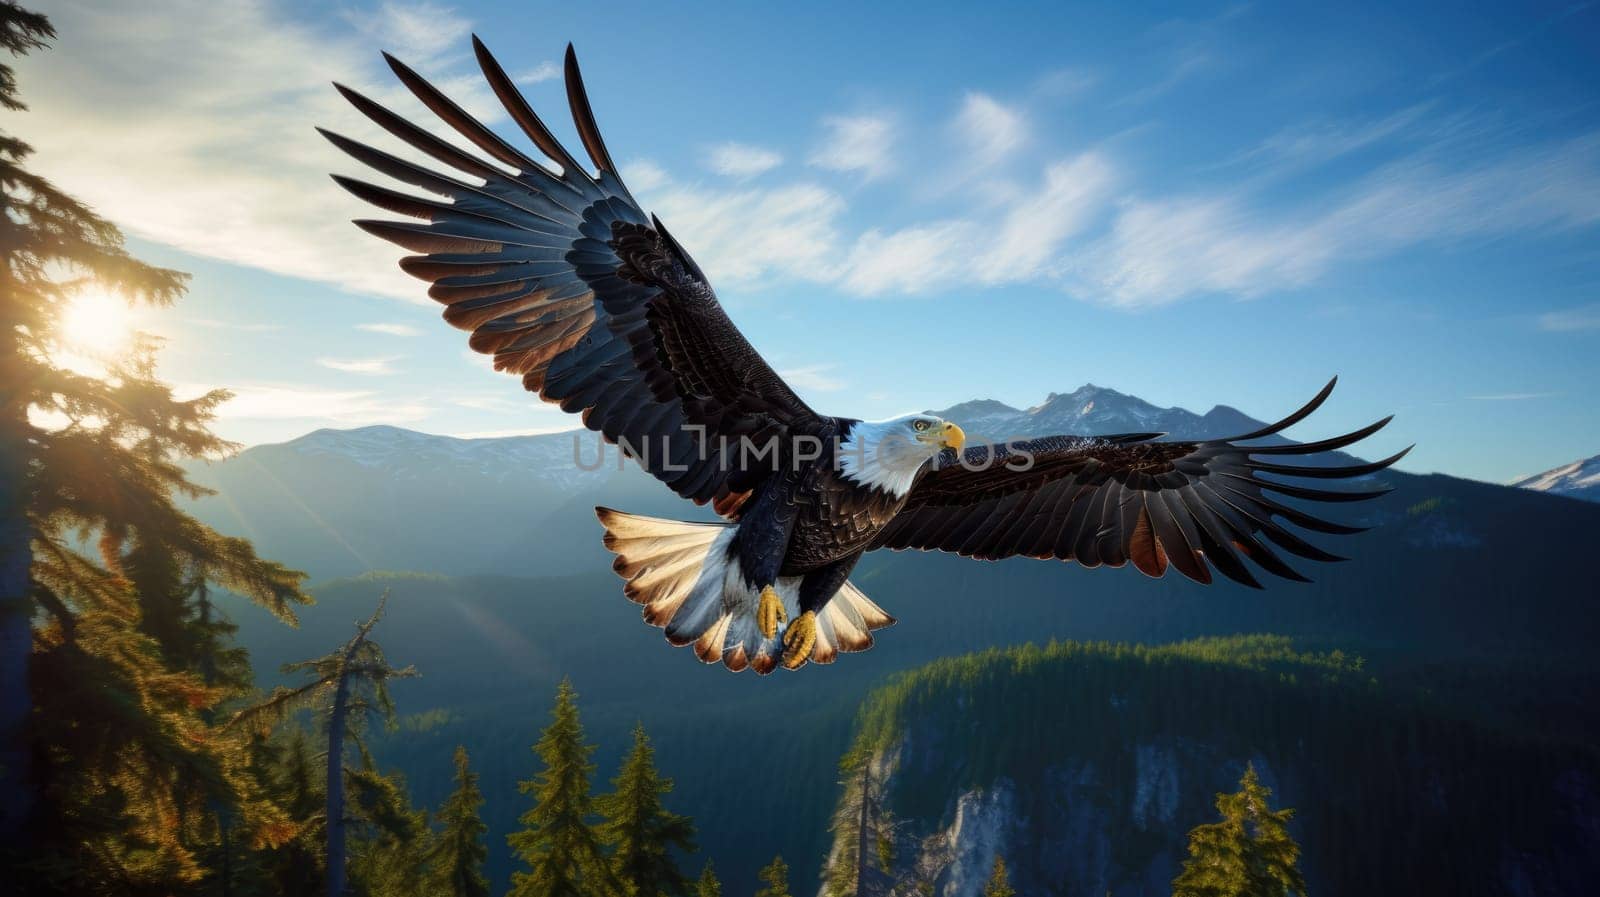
[870,379,1408,587]
[324,39,823,511]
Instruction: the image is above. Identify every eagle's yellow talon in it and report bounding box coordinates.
[757,585,785,640]
[781,610,817,670]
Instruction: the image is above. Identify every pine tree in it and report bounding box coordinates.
[1171,764,1307,897]
[982,856,1015,897]
[252,728,326,897]
[597,723,697,897]
[754,855,792,897]
[2,4,310,887]
[231,594,415,897]
[347,745,432,897]
[507,678,615,897]
[429,746,490,897]
[824,745,896,896]
[694,861,721,897]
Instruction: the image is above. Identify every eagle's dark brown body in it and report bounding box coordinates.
[782,439,913,573]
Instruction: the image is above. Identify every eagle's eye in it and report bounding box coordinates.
[913,420,929,432]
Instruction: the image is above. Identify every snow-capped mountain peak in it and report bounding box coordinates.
[1513,455,1600,503]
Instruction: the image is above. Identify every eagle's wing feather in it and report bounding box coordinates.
[326,40,823,509]
[870,379,1408,587]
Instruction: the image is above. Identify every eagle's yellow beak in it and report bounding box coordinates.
[940,422,966,452]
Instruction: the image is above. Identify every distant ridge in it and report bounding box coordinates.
[1514,454,1600,503]
[928,383,1271,441]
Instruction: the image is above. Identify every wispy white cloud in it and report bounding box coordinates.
[835,152,1114,295]
[809,115,895,180]
[643,182,847,286]
[1083,196,1327,306]
[515,60,561,84]
[1113,43,1211,107]
[840,221,977,296]
[622,158,671,192]
[1228,103,1438,176]
[707,142,783,179]
[1083,134,1600,307]
[1538,303,1600,332]
[1032,67,1098,99]
[318,356,402,375]
[954,93,1027,166]
[777,364,848,393]
[1468,392,1558,401]
[16,0,499,304]
[185,317,284,333]
[192,383,431,424]
[1428,1,1596,86]
[342,1,470,64]
[357,322,423,336]
[977,154,1114,282]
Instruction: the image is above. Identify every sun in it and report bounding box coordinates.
[58,290,137,358]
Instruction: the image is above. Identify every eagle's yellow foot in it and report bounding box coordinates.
[782,610,817,670]
[757,585,786,640]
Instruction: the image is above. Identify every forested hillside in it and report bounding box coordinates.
[820,637,1600,895]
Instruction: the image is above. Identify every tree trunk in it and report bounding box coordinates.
[325,667,353,897]
[0,294,34,847]
[197,585,233,897]
[856,761,872,896]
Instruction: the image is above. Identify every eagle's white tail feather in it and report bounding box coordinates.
[596,507,894,673]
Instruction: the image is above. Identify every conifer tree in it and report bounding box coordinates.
[232,595,415,897]
[507,678,615,897]
[824,745,896,896]
[430,746,490,897]
[1171,764,1307,897]
[2,4,310,888]
[347,746,432,897]
[597,723,697,897]
[694,861,721,897]
[252,728,326,897]
[754,855,792,897]
[982,856,1015,897]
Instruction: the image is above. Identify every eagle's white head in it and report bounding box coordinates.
[837,414,966,497]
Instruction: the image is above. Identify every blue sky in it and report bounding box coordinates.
[19,0,1600,483]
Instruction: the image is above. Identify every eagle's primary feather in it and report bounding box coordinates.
[330,37,1408,673]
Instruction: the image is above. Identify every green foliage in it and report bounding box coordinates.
[597,723,696,897]
[0,4,311,890]
[507,678,615,897]
[230,595,414,897]
[694,861,721,897]
[1171,765,1305,897]
[982,856,1015,897]
[347,748,433,897]
[250,728,326,897]
[846,635,1367,784]
[754,855,792,897]
[429,747,490,897]
[823,745,896,897]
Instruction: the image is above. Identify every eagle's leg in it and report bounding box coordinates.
[781,610,818,669]
[735,483,799,641]
[783,554,862,670]
[757,585,786,640]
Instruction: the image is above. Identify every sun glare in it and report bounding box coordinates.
[59,290,137,358]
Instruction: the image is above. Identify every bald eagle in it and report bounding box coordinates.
[326,39,1407,674]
